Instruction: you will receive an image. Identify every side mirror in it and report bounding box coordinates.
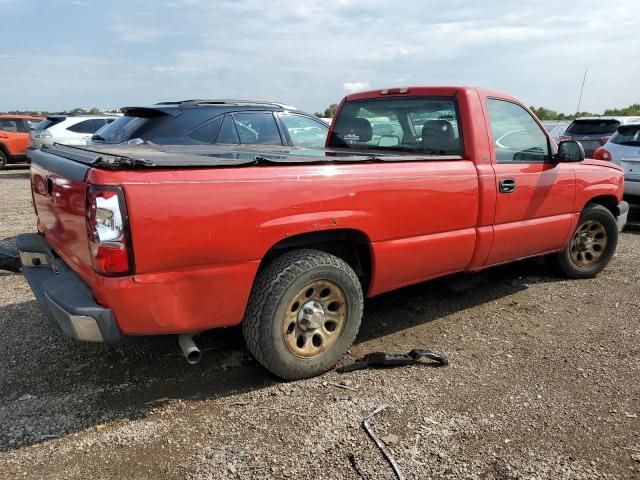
[556,141,585,162]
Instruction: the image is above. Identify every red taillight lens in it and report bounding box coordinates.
[86,185,133,275]
[593,147,612,161]
[559,135,572,142]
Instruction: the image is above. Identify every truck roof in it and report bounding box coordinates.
[343,86,522,104]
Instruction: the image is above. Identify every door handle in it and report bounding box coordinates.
[499,178,516,193]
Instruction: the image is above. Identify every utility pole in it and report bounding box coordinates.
[575,68,588,117]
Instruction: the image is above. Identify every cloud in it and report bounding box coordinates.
[2,0,639,114]
[343,82,371,93]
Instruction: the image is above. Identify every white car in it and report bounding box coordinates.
[594,123,640,197]
[30,115,118,148]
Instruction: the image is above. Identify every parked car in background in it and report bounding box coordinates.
[560,116,640,157]
[542,121,569,142]
[0,114,44,169]
[30,115,119,149]
[594,123,640,198]
[91,99,329,148]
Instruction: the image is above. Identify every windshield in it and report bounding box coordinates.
[92,113,164,143]
[329,96,463,154]
[566,119,620,135]
[611,125,640,147]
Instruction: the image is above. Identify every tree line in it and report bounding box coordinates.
[2,107,118,116]
[529,103,640,121]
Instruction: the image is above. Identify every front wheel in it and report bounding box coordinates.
[0,150,7,170]
[243,249,363,380]
[556,204,618,279]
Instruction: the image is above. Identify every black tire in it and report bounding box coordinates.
[556,204,618,279]
[243,249,363,380]
[0,149,7,170]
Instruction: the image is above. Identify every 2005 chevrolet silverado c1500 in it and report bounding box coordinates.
[18,86,628,379]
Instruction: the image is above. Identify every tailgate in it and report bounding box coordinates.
[29,148,94,282]
[621,156,640,181]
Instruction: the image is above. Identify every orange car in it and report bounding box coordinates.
[0,114,44,169]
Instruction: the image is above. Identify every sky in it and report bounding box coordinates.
[1,0,639,114]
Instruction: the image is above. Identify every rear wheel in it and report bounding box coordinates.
[0,150,7,170]
[556,204,618,278]
[243,249,363,380]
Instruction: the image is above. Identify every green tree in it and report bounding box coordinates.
[323,104,338,118]
[88,107,101,114]
[604,103,640,116]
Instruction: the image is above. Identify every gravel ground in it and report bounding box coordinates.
[0,166,639,479]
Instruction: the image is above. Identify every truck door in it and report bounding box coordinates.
[484,98,575,265]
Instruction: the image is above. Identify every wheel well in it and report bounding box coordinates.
[0,143,9,158]
[259,229,372,290]
[586,195,618,216]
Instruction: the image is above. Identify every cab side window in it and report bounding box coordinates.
[487,99,550,163]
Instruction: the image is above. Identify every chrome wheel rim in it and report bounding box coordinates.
[282,280,348,358]
[570,219,607,267]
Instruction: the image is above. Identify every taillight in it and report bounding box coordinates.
[34,130,52,139]
[86,185,133,275]
[559,135,572,142]
[593,147,612,161]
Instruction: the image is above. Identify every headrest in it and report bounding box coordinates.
[335,117,373,144]
[422,120,455,140]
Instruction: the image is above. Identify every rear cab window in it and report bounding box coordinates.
[566,119,620,136]
[329,97,463,154]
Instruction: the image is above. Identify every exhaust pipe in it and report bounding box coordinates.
[178,333,202,364]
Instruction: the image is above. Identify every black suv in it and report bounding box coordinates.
[92,100,329,148]
[561,116,640,157]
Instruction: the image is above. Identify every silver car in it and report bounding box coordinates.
[595,124,640,197]
[542,121,569,142]
[31,115,118,149]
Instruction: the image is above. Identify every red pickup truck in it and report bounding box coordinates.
[18,86,628,380]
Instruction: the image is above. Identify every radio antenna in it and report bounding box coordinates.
[575,68,588,117]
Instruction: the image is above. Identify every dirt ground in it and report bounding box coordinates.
[0,165,639,480]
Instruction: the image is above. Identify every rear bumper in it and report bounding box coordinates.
[624,178,640,197]
[16,233,121,342]
[616,200,629,231]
